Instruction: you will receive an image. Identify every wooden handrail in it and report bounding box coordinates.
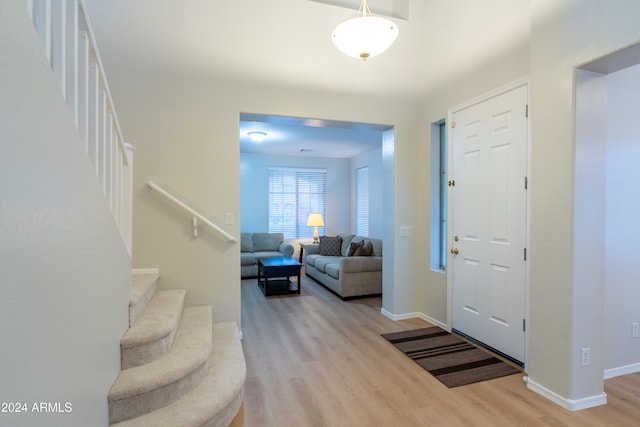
[147,181,237,243]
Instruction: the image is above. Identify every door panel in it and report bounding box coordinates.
[450,84,527,363]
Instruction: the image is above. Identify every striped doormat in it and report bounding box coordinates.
[382,326,521,388]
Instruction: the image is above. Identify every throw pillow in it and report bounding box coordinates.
[319,236,342,256]
[348,240,364,256]
[354,241,373,256]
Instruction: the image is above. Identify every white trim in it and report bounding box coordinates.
[380,309,448,330]
[132,268,160,275]
[524,377,607,411]
[604,362,640,379]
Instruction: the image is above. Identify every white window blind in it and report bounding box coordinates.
[355,167,369,237]
[268,167,327,239]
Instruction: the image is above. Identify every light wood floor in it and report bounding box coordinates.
[229,274,640,427]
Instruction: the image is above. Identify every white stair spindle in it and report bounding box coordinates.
[77,30,90,150]
[88,62,99,173]
[105,113,114,210]
[66,0,79,125]
[32,0,52,64]
[98,89,107,192]
[50,0,66,98]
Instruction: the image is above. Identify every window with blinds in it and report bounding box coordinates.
[268,167,327,239]
[355,166,369,237]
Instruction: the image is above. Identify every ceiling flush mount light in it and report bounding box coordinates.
[331,0,399,60]
[247,131,267,142]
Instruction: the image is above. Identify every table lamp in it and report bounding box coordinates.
[307,213,325,244]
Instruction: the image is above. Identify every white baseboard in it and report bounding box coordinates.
[132,268,160,275]
[524,376,607,411]
[604,362,640,379]
[380,309,448,330]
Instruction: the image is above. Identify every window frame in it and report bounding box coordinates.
[430,119,447,272]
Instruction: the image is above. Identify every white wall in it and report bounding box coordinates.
[350,146,384,238]
[0,2,131,425]
[415,32,530,325]
[530,0,640,408]
[240,152,351,235]
[116,64,420,323]
[604,63,640,373]
[573,69,607,399]
[73,0,640,412]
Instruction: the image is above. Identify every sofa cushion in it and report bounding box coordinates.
[366,238,383,257]
[255,251,287,259]
[314,256,343,273]
[240,233,253,253]
[319,236,342,256]
[325,263,340,280]
[251,233,283,252]
[339,234,356,256]
[348,240,364,256]
[305,254,320,268]
[341,256,382,273]
[354,241,373,256]
[241,252,256,266]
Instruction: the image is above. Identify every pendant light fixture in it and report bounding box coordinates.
[331,0,399,60]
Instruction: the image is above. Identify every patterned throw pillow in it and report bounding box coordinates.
[319,236,343,256]
[348,240,364,256]
[354,241,373,257]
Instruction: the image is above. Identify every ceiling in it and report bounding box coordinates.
[239,113,390,158]
[83,0,529,158]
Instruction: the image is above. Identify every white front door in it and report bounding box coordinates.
[449,82,528,363]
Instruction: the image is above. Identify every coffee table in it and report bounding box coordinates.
[257,257,302,296]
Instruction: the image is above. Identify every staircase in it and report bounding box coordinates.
[108,271,245,426]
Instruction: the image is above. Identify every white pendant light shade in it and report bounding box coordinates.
[331,0,399,60]
[332,15,398,60]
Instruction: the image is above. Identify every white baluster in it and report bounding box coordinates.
[98,89,107,192]
[66,0,78,125]
[50,0,66,98]
[32,0,52,63]
[26,0,133,255]
[88,62,99,173]
[105,113,114,210]
[77,30,90,151]
[115,144,122,228]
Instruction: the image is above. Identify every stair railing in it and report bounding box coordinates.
[26,0,134,255]
[147,181,237,243]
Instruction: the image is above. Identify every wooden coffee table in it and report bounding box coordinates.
[257,257,302,296]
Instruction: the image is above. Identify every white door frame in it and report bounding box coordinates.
[445,76,531,369]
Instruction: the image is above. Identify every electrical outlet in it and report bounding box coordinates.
[580,348,591,367]
[399,226,413,237]
[632,322,639,339]
[225,212,234,225]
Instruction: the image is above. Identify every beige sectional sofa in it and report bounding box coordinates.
[240,233,294,278]
[302,234,382,299]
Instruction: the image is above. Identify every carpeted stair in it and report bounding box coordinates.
[108,271,245,426]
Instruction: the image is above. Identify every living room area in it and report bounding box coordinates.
[239,113,390,300]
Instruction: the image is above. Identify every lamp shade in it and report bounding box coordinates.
[306,213,325,227]
[332,15,399,60]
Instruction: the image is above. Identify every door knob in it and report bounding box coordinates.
[450,248,459,255]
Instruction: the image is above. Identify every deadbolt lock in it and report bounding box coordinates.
[454,236,459,242]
